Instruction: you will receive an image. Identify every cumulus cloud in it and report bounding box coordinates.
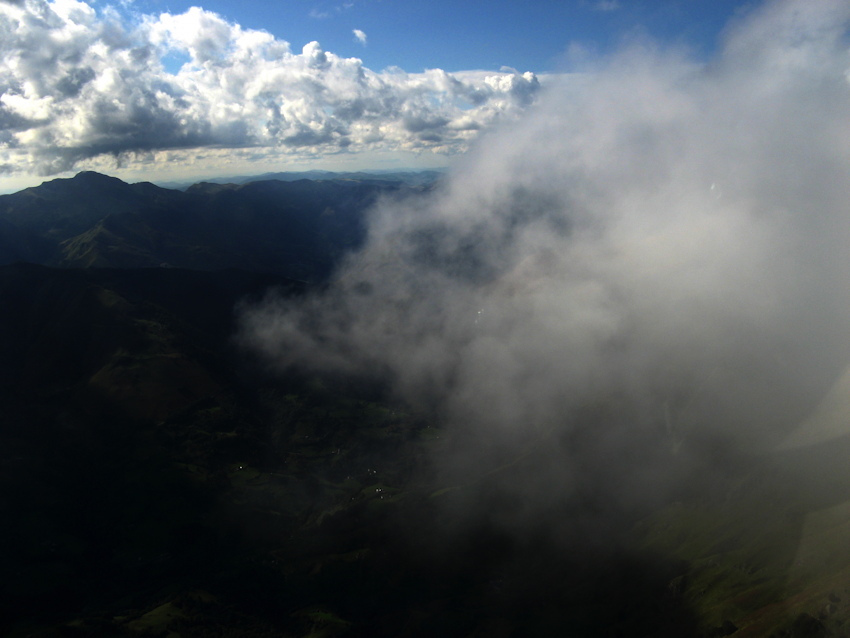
[352,28,366,45]
[0,0,539,175]
[241,0,850,524]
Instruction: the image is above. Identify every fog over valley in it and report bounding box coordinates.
[242,0,850,508]
[5,0,850,636]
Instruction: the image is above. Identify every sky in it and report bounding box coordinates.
[124,0,750,74]
[0,0,760,192]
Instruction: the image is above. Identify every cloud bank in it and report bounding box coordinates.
[0,0,539,176]
[241,0,850,518]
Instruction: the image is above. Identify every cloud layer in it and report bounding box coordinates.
[0,0,539,176]
[241,0,850,518]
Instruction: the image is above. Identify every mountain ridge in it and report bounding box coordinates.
[3,171,850,637]
[0,170,427,280]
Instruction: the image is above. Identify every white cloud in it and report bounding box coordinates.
[353,28,367,45]
[0,0,540,177]
[241,0,850,519]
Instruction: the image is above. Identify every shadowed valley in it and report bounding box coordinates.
[2,172,850,638]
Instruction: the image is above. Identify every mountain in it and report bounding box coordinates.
[4,172,850,637]
[0,265,702,638]
[156,169,445,190]
[238,169,446,187]
[0,263,296,633]
[0,171,426,280]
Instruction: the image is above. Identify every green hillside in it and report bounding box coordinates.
[2,174,849,637]
[0,171,425,280]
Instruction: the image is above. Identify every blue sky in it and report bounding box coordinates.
[124,0,752,73]
[0,0,776,191]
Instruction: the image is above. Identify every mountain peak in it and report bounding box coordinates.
[72,171,126,185]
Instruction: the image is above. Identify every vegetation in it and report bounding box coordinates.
[1,173,848,636]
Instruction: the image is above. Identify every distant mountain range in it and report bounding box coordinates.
[0,170,436,280]
[155,168,446,191]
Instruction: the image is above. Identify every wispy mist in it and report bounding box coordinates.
[241,0,850,519]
